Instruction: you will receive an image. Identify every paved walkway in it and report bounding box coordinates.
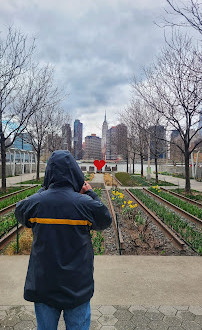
[91,173,105,184]
[0,256,202,329]
[151,174,202,192]
[0,173,45,187]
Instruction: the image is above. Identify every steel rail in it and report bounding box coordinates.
[161,187,202,209]
[0,224,24,251]
[0,203,17,217]
[125,189,185,250]
[105,189,124,253]
[0,185,39,202]
[143,188,202,227]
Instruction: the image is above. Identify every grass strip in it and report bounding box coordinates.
[130,188,202,255]
[0,212,17,238]
[115,172,175,187]
[149,187,202,220]
[0,186,39,211]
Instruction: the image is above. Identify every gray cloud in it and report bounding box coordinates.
[0,0,190,138]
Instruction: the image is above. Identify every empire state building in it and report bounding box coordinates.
[101,111,108,160]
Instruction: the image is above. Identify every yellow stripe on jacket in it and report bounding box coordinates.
[29,218,92,226]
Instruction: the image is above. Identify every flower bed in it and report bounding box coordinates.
[115,172,175,187]
[130,189,202,255]
[0,186,40,211]
[172,188,202,203]
[110,189,188,255]
[149,186,202,220]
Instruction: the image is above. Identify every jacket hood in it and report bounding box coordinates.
[43,150,84,192]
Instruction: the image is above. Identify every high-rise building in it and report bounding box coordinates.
[73,119,83,160]
[106,126,118,160]
[84,134,102,160]
[101,111,108,160]
[148,125,167,159]
[116,123,127,160]
[170,130,184,163]
[62,123,72,152]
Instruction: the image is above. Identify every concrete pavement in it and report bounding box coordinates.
[0,256,202,329]
[0,256,202,306]
[151,173,202,192]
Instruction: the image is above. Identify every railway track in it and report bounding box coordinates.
[105,188,124,254]
[0,185,38,202]
[125,189,186,251]
[0,223,23,251]
[143,188,202,228]
[161,187,202,209]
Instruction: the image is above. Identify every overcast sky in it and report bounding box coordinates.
[0,0,183,140]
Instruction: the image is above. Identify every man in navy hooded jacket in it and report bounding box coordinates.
[15,150,112,330]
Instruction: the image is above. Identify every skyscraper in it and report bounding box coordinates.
[73,119,83,160]
[62,123,72,152]
[101,111,108,160]
[84,134,102,160]
[106,126,118,160]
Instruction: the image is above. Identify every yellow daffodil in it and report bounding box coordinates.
[122,205,125,208]
[128,201,132,204]
[124,201,126,204]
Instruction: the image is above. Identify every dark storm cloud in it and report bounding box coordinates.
[0,0,179,136]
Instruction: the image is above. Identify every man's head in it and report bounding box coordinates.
[43,150,84,191]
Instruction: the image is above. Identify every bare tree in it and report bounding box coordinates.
[159,0,202,35]
[25,67,64,180]
[0,27,38,191]
[132,33,202,193]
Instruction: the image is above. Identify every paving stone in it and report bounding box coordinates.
[172,306,189,311]
[0,311,7,320]
[98,315,118,326]
[14,320,34,330]
[32,318,37,326]
[58,317,66,330]
[167,327,185,330]
[24,306,35,312]
[189,306,202,315]
[113,305,131,310]
[163,316,182,326]
[0,307,11,312]
[129,310,146,318]
[91,309,102,321]
[131,314,150,327]
[90,320,102,330]
[0,315,20,327]
[7,307,25,317]
[181,320,202,330]
[91,306,101,311]
[18,312,35,321]
[149,320,169,330]
[134,326,151,330]
[0,327,14,329]
[129,306,147,314]
[99,306,116,315]
[145,311,164,321]
[176,310,195,321]
[100,327,116,330]
[195,315,202,325]
[114,319,135,330]
[114,310,133,321]
[143,305,160,309]
[159,306,177,316]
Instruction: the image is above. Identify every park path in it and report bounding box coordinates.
[0,172,45,187]
[151,173,202,191]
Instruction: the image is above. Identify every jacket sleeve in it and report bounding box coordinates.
[15,195,39,228]
[84,189,112,231]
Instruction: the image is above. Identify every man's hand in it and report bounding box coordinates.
[80,181,92,194]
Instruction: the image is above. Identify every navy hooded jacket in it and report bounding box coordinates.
[15,150,112,310]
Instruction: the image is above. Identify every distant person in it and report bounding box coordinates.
[15,150,112,330]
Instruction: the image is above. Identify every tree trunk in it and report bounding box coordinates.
[36,150,40,181]
[126,155,129,173]
[184,149,191,194]
[140,154,144,177]
[132,157,135,174]
[0,133,6,192]
[155,156,158,183]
